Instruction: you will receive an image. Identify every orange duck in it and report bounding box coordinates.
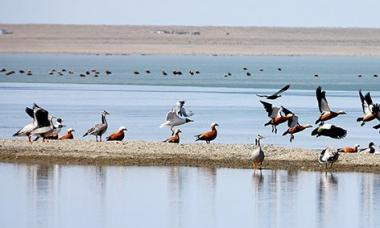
[338,144,360,153]
[59,128,75,140]
[315,86,346,124]
[260,101,294,134]
[106,126,127,141]
[195,122,218,144]
[163,129,181,143]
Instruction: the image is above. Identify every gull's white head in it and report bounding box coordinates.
[174,129,182,134]
[211,122,219,128]
[67,128,75,133]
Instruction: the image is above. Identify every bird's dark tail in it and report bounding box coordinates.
[315,119,321,124]
[373,124,380,129]
[83,133,88,137]
[282,130,288,136]
[357,117,363,122]
[311,128,319,136]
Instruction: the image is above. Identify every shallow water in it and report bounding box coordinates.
[2,54,380,148]
[0,162,379,228]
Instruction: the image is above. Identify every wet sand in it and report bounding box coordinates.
[1,139,380,172]
[2,24,380,56]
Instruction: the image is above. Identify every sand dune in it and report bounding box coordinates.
[1,24,380,56]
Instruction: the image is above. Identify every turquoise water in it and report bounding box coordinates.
[0,163,379,228]
[1,54,380,90]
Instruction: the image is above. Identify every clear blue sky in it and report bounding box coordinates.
[1,0,380,27]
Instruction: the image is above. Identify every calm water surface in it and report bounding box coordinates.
[0,162,379,228]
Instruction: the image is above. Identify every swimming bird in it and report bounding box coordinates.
[134,71,140,75]
[26,71,32,76]
[106,126,127,141]
[19,70,25,74]
[189,70,194,75]
[277,68,282,71]
[163,129,181,143]
[243,67,248,71]
[5,71,15,76]
[319,147,339,169]
[83,110,110,142]
[59,128,75,140]
[162,71,167,76]
[360,142,380,154]
[338,144,360,153]
[105,70,112,75]
[257,84,290,100]
[195,122,218,144]
[172,100,193,117]
[0,68,6,72]
[195,71,200,74]
[311,123,347,139]
[260,100,294,134]
[160,110,193,134]
[246,72,251,76]
[357,90,380,126]
[146,70,151,74]
[315,86,346,124]
[282,115,312,142]
[250,134,265,172]
[13,104,50,143]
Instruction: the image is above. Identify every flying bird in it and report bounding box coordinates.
[357,90,380,126]
[106,126,127,141]
[260,100,294,134]
[83,110,110,142]
[311,124,347,139]
[256,84,290,100]
[34,118,65,141]
[315,86,346,124]
[282,115,312,142]
[319,147,340,169]
[195,122,218,144]
[163,129,182,143]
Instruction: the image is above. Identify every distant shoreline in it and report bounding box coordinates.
[1,140,380,173]
[2,24,380,56]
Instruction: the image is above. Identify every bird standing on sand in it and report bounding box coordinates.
[311,123,347,139]
[257,84,290,100]
[106,126,127,141]
[163,129,182,143]
[319,147,339,169]
[31,115,60,142]
[160,109,193,134]
[338,144,360,153]
[360,142,380,154]
[260,100,294,134]
[357,90,379,126]
[59,128,75,140]
[34,118,64,141]
[315,86,346,124]
[13,103,50,143]
[250,134,265,172]
[83,110,110,142]
[195,122,218,144]
[282,115,312,142]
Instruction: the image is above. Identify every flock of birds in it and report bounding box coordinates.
[12,82,380,172]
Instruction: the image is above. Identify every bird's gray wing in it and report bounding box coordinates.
[180,107,193,117]
[359,90,369,113]
[281,106,293,116]
[288,115,299,128]
[272,84,290,96]
[316,86,331,113]
[260,100,273,117]
[166,111,178,121]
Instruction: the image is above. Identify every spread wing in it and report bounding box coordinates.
[260,100,275,117]
[25,107,34,118]
[272,84,290,96]
[166,110,178,121]
[288,115,299,128]
[359,90,371,114]
[35,108,50,127]
[316,86,331,113]
[281,106,293,116]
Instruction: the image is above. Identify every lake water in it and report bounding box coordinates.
[0,162,379,228]
[1,54,380,148]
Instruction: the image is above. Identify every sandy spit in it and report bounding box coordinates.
[1,139,380,173]
[2,24,380,56]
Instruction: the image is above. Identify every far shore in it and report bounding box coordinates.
[2,24,380,56]
[1,139,380,173]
